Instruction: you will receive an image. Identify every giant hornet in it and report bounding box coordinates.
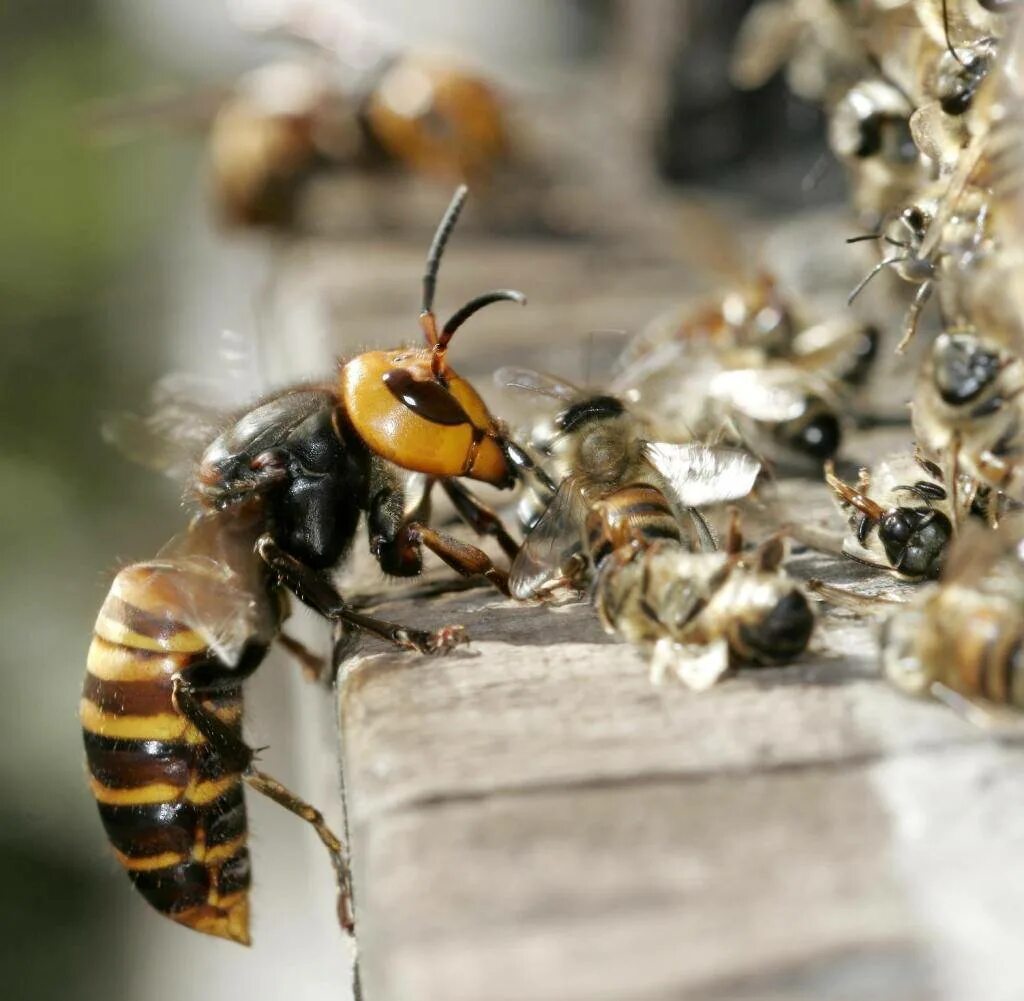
[82,186,539,942]
[92,3,514,232]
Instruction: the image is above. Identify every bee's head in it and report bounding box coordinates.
[878,508,952,579]
[736,589,815,665]
[932,332,1001,407]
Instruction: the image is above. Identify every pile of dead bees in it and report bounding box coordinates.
[80,0,1024,949]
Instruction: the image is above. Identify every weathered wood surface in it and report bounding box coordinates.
[337,432,1024,1001]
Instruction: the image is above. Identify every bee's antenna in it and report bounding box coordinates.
[421,185,469,346]
[846,232,882,244]
[847,255,907,305]
[432,289,526,378]
[942,0,969,68]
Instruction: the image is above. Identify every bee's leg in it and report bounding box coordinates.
[406,522,511,596]
[441,479,521,559]
[257,536,467,656]
[895,280,933,354]
[171,678,355,935]
[277,632,328,682]
[724,507,743,556]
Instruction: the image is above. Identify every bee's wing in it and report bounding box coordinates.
[643,442,761,508]
[509,479,589,600]
[707,367,821,422]
[494,366,582,403]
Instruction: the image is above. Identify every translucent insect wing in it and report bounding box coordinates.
[643,442,761,508]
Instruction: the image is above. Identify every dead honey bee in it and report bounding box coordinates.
[614,343,847,472]
[830,75,927,225]
[497,371,762,601]
[913,327,1024,502]
[623,273,879,388]
[881,514,1024,709]
[824,452,957,579]
[591,505,815,690]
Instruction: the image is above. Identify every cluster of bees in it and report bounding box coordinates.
[732,0,1024,711]
[80,0,1024,956]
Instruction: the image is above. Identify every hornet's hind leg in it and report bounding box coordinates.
[257,535,468,656]
[172,679,355,935]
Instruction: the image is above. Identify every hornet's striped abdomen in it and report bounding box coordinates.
[81,563,255,945]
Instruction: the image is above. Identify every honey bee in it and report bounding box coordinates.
[499,371,762,601]
[913,327,1024,502]
[626,273,879,390]
[84,187,545,939]
[614,344,847,472]
[591,503,815,690]
[81,505,358,944]
[881,514,1024,708]
[829,75,927,226]
[824,452,957,579]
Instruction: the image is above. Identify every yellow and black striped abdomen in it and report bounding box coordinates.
[81,563,253,945]
[585,484,682,567]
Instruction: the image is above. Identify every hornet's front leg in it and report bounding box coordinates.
[257,535,467,656]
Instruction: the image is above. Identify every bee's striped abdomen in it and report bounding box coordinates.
[585,484,682,567]
[81,564,253,945]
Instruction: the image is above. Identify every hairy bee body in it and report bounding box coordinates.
[81,560,270,945]
[588,485,813,687]
[883,577,1024,707]
[914,330,1024,500]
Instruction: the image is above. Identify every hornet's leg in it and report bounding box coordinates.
[407,522,511,596]
[172,678,354,935]
[441,479,521,560]
[257,535,467,656]
[277,632,328,682]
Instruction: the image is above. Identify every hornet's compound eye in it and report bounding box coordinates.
[382,369,472,426]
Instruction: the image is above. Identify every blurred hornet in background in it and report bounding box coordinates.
[881,514,1024,712]
[94,0,518,231]
[83,187,545,940]
[824,451,957,580]
[497,369,763,601]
